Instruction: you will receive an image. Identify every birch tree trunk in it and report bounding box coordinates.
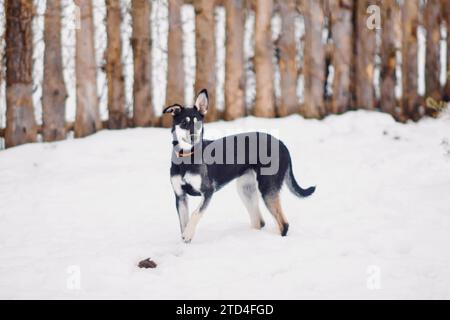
[42,0,67,141]
[401,0,420,120]
[302,0,326,118]
[355,0,376,110]
[276,0,298,116]
[380,0,398,116]
[254,0,275,118]
[105,0,126,129]
[164,0,185,127]
[74,0,101,137]
[424,0,442,105]
[329,0,353,114]
[224,0,246,120]
[5,0,37,148]
[194,0,217,121]
[132,0,154,127]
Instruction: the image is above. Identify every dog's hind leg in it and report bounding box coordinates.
[262,192,289,237]
[236,170,265,229]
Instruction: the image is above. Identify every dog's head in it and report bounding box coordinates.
[163,89,208,150]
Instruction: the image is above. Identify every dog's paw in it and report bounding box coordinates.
[260,219,266,229]
[251,219,265,230]
[182,229,194,243]
[182,236,191,244]
[281,223,289,237]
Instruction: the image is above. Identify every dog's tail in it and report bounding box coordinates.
[285,159,316,198]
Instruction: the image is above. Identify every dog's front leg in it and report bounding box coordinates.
[175,193,189,234]
[182,191,212,243]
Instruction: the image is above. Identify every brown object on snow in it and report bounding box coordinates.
[138,258,157,269]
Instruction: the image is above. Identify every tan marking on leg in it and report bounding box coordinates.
[264,194,289,235]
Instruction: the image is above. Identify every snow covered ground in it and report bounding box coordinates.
[0,111,450,299]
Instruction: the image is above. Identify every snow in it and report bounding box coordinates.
[0,111,450,299]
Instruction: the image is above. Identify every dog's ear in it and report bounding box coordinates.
[163,104,183,116]
[194,89,208,115]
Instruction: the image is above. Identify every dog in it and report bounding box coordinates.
[163,89,316,243]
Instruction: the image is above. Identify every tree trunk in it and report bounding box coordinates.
[329,0,353,114]
[302,0,326,118]
[443,0,450,101]
[224,0,246,120]
[355,0,377,110]
[424,0,442,106]
[105,0,126,129]
[164,0,185,127]
[74,0,101,137]
[42,0,67,141]
[380,0,398,117]
[276,0,298,116]
[4,0,37,148]
[194,0,217,121]
[131,0,154,127]
[254,0,275,118]
[401,0,420,120]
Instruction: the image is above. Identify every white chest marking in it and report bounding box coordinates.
[183,173,202,192]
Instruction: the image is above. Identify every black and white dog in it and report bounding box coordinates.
[163,89,316,243]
